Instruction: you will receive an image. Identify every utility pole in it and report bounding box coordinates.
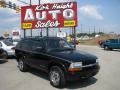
[46,28,49,37]
[17,0,31,38]
[40,28,42,37]
[94,25,96,39]
[99,27,100,33]
[18,0,30,5]
[24,29,26,38]
[74,27,76,48]
[89,26,90,40]
[72,27,74,40]
[38,0,42,37]
[30,0,32,37]
[39,0,41,4]
[81,24,83,34]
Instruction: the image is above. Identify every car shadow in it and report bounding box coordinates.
[29,68,49,81]
[65,77,97,89]
[0,60,8,64]
[102,49,120,52]
[111,49,120,52]
[28,68,97,89]
[7,56,16,59]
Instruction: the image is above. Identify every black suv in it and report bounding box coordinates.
[15,37,100,88]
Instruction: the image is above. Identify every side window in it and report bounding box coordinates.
[32,40,43,51]
[0,42,2,47]
[106,40,110,43]
[111,39,118,43]
[20,40,32,51]
[17,40,31,50]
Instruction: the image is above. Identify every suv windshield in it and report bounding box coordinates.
[47,39,73,51]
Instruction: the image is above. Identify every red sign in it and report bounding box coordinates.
[21,2,77,29]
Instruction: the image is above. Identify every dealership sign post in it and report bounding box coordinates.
[21,2,77,29]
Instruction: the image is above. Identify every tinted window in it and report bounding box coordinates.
[32,39,43,50]
[110,39,118,43]
[19,40,32,51]
[46,39,72,50]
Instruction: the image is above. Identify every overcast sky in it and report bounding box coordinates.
[0,0,120,36]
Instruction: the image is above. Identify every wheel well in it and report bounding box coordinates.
[48,62,67,74]
[16,54,23,62]
[104,45,109,48]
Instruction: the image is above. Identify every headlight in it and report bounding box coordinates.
[68,62,82,72]
[96,59,99,63]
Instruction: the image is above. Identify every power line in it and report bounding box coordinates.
[17,0,30,5]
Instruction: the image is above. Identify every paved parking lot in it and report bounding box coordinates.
[0,45,120,90]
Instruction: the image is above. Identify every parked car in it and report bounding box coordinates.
[103,39,120,50]
[15,37,100,88]
[0,39,15,57]
[0,48,7,61]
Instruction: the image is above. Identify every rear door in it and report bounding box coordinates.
[29,39,50,71]
[18,39,32,65]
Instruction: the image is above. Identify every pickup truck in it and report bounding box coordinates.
[103,39,120,50]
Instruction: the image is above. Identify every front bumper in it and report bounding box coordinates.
[66,64,100,81]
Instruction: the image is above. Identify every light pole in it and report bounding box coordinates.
[89,26,91,40]
[18,0,33,37]
[38,0,42,37]
[39,0,40,4]
[18,0,30,5]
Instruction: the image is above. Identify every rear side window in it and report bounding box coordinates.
[111,39,118,43]
[17,39,32,51]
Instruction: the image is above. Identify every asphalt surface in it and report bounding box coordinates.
[0,45,120,90]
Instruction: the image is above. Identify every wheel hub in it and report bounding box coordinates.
[50,71,60,86]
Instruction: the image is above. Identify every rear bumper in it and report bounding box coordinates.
[7,51,15,56]
[66,64,100,81]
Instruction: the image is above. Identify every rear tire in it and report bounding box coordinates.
[18,57,28,72]
[49,66,66,88]
[2,51,8,59]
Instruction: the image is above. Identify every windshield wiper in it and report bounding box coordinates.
[63,48,74,50]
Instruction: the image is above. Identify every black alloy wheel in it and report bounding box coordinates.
[18,57,28,72]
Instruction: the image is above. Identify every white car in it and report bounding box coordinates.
[0,40,15,57]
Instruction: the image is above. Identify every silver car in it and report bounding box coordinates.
[0,40,15,57]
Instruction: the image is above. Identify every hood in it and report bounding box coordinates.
[49,50,97,65]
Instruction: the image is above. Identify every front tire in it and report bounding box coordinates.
[104,46,109,50]
[18,57,28,72]
[49,66,66,88]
